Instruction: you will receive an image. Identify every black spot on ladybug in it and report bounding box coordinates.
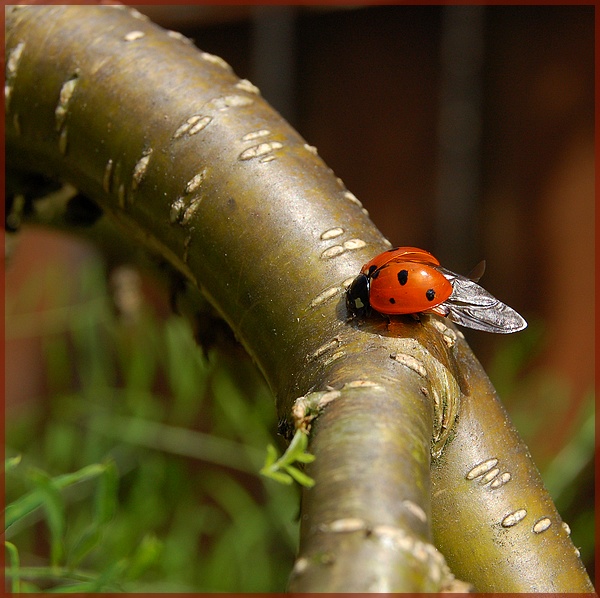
[389,297,396,304]
[370,266,380,278]
[398,269,408,285]
[426,288,436,301]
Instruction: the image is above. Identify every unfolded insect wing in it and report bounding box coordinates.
[444,299,528,333]
[439,268,527,334]
[467,260,486,283]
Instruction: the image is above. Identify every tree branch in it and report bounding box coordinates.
[5,5,594,592]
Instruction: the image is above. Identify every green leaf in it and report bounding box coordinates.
[43,561,126,593]
[259,430,315,488]
[6,463,107,530]
[5,541,21,593]
[83,559,127,592]
[261,468,294,485]
[67,463,118,566]
[68,527,102,568]
[294,451,316,465]
[263,444,279,467]
[94,460,118,525]
[27,468,66,566]
[285,466,316,488]
[286,426,308,454]
[164,316,208,420]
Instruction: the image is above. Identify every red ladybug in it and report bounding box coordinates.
[347,246,527,334]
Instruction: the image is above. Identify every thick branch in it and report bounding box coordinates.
[6,5,593,592]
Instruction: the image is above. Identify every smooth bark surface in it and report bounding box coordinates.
[5,5,594,592]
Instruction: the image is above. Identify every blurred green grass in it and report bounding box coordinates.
[5,259,299,592]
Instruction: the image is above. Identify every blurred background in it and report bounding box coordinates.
[6,5,594,591]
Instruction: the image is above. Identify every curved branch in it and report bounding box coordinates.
[5,5,593,593]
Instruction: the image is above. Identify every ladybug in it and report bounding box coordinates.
[347,246,527,334]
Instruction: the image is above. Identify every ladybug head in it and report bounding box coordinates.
[346,273,371,318]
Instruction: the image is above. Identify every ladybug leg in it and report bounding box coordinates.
[376,312,392,330]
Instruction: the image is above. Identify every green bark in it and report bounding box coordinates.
[5,5,594,592]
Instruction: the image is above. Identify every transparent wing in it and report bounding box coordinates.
[438,267,527,334]
[467,260,486,283]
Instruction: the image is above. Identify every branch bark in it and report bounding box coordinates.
[5,5,594,593]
